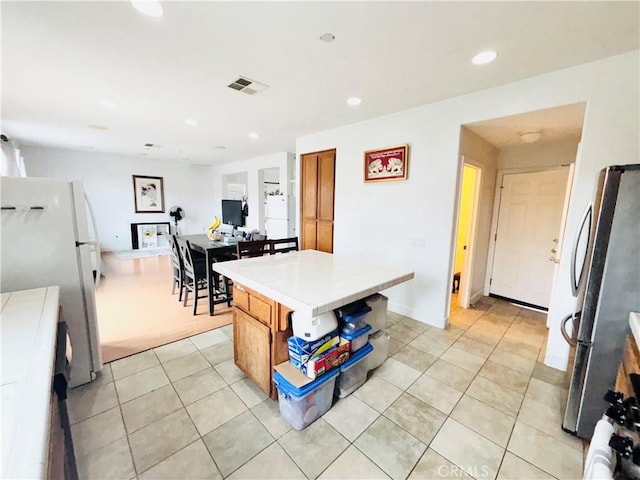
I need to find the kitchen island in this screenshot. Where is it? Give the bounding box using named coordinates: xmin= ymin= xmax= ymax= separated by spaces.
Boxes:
xmin=212 ymin=250 xmax=414 ymax=396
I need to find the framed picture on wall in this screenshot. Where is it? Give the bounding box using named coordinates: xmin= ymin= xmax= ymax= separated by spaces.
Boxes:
xmin=364 ymin=144 xmax=409 ymax=182
xmin=133 ymin=175 xmax=165 ymax=213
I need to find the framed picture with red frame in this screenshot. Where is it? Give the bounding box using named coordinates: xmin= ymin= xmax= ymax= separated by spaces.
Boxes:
xmin=363 ymin=144 xmax=409 ymax=182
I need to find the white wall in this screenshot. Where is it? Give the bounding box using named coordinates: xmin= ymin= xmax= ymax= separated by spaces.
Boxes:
xmin=296 ymin=51 xmax=639 ymax=371
xmin=23 ymin=146 xmax=215 ymax=251
xmin=498 ymin=137 xmax=579 ymax=170
xmin=1 ymin=140 xmax=26 ymax=177
xmin=211 ymin=152 xmax=294 ymax=234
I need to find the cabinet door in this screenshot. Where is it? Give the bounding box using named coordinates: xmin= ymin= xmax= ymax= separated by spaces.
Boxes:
xmin=317 ymin=151 xmax=335 ymax=222
xmin=301 ymin=218 xmax=317 ymax=250
xmin=301 ymin=153 xmax=318 ymax=221
xmin=316 ymin=220 xmax=334 ymax=253
xmin=233 ymin=308 xmax=272 ymax=395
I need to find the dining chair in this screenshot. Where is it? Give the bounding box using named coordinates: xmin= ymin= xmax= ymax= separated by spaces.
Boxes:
xmin=270 ymin=237 xmax=299 ymax=255
xmin=236 ymin=239 xmax=272 ymax=259
xmin=177 ymin=238 xmax=209 ymax=315
xmin=170 ymin=234 xmax=185 ymax=301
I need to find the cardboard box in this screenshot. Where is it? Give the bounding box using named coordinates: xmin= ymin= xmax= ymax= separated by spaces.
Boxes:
xmin=301 ymin=339 xmax=351 ymax=379
xmin=288 ymin=330 xmax=339 ymax=367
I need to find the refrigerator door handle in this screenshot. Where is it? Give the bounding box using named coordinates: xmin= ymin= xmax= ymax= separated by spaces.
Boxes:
xmin=561 ymin=312 xmax=578 ymax=346
xmin=84 ymin=192 xmax=102 ymax=288
xmin=570 ymin=203 xmax=592 ymax=296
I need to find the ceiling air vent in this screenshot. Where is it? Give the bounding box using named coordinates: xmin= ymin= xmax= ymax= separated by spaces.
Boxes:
xmin=227 ymin=76 xmax=269 ymax=95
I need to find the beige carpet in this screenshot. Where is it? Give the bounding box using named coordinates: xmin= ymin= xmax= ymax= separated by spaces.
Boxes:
xmin=96 ymin=253 xmax=232 ymax=363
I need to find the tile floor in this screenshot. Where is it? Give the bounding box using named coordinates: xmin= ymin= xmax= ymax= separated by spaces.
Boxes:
xmin=68 ymin=297 xmax=585 ymax=480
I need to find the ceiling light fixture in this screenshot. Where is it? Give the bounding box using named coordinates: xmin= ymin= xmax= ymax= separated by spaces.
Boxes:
xmin=88 ymin=124 xmax=108 ymax=130
xmin=347 ymin=97 xmax=362 ymax=106
xmin=184 ymin=118 xmax=198 ymax=127
xmin=320 ymin=33 xmax=335 ymax=43
xmin=131 ymin=1 xmax=163 ymax=17
xmin=472 ymin=50 xmax=497 ymax=65
xmin=248 ymin=132 xmax=259 ymax=140
xmin=99 ymin=100 xmax=118 ymax=110
xmin=519 ymin=130 xmax=543 ymax=143
xmin=213 ymin=145 xmax=227 ymax=150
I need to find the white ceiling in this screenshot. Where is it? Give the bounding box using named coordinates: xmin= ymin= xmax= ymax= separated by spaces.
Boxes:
xmin=1 ymin=1 xmax=638 ymax=165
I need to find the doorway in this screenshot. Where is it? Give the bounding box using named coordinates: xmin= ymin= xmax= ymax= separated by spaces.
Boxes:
xmin=488 ymin=167 xmax=570 ymax=309
xmin=453 ymin=162 xmax=482 ymax=309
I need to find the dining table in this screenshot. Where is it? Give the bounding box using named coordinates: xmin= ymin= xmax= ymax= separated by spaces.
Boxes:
xmin=180 ymin=234 xmax=237 ymax=315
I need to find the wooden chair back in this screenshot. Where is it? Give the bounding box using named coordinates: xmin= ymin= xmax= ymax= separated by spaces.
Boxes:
xmin=171 ymin=235 xmax=184 ymax=270
xmin=236 ymin=240 xmax=272 ymax=259
xmin=270 ymin=237 xmax=299 ymax=255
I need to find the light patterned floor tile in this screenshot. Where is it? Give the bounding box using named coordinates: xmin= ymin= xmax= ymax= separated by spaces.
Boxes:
xmin=525 ymin=377 xmax=568 ymax=412
xmin=111 ymin=350 xmax=159 ymax=380
xmin=251 ymin=399 xmax=292 ymax=439
xmin=162 ymin=351 xmax=211 ymax=382
xmin=517 ymin=396 xmax=583 ymax=451
xmin=186 ymin=386 xmax=247 ymax=436
xmin=279 ymin=418 xmax=349 ymax=479
xmin=508 ymin=421 xmax=582 ymax=480
xmin=230 ymin=377 xmax=269 ymax=408
xmin=450 ymin=395 xmax=516 ymax=448
xmin=431 ymin=419 xmax=504 ymax=480
xmin=173 ymin=367 xmax=227 ymax=405
xmin=495 ymin=338 xmax=540 ymax=360
xmin=409 ymin=448 xmax=472 ymax=479
xmin=395 ymin=317 xmax=430 ymax=334
xmin=190 ymin=328 xmax=229 ymax=350
xmin=462 ymin=326 xmax=502 ymax=347
xmin=410 ymin=334 xmax=452 ymax=357
xmin=154 ymin=338 xmax=197 ymax=364
xmin=497 ymin=452 xmax=554 ymax=480
xmin=531 ymin=361 xmax=569 ymax=387
xmin=319 ymin=445 xmax=390 ymax=480
xmin=121 ymin=384 xmax=182 ymax=433
xmin=76 ymin=437 xmax=135 ymax=480
xmin=353 ymin=376 xmax=403 ymax=413
xmin=200 ymin=340 xmax=234 ymax=366
xmin=323 ymin=395 xmax=380 ymax=441
xmin=215 ymin=358 xmax=247 ymax=384
xmin=489 ymin=349 xmax=536 ymax=376
xmin=479 ymin=361 xmax=530 ymax=395
xmin=384 ymin=393 xmax=447 ymax=444
xmin=139 ymin=440 xmax=221 ymax=480
xmin=129 ymin=409 xmax=199 ymax=474
xmin=68 ymin=380 xmax=119 ymax=425
xmin=425 ymin=359 xmax=475 ymax=392
xmin=355 ymin=416 xmax=426 ymax=480
xmin=407 ymin=374 xmax=463 ymax=415
xmin=228 ymin=443 xmax=305 ymax=480
xmin=203 ymin=411 xmax=274 ymax=477
xmin=466 ymin=376 xmax=524 ymax=417
xmin=440 ymin=346 xmax=486 ymax=374
xmin=388 ymin=338 xmax=404 ymax=356
xmin=451 ymin=336 xmax=495 ymax=359
xmin=387 ymin=323 xmax=421 ymax=344
xmin=115 ymin=364 xmax=170 ymax=403
xmin=372 ymin=358 xmax=421 ymax=390
xmin=71 ymin=407 xmax=126 ymax=457
xmin=392 ymin=345 xmax=437 ymax=372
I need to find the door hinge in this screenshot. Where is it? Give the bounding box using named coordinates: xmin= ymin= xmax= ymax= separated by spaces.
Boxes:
xmin=489 ymin=278 xmax=493 ymax=285
xmin=494 ymin=234 xmax=497 ymax=241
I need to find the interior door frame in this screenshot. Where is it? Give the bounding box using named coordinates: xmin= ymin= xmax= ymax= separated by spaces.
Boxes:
xmin=484 ymin=165 xmax=572 ymax=297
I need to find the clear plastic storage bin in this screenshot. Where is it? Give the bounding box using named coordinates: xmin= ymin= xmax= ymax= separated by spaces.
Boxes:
xmin=367 ymin=330 xmax=390 ymax=371
xmin=335 ymin=343 xmax=374 ymax=398
xmin=340 ymin=324 xmax=371 ymax=352
xmin=273 ymin=369 xmax=339 ymax=430
xmin=365 ymin=294 xmax=388 ymax=333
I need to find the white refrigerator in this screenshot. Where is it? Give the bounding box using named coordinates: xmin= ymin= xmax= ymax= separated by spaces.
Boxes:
xmin=1 ymin=177 xmax=102 ymax=387
xmin=265 ymin=194 xmax=293 ymax=239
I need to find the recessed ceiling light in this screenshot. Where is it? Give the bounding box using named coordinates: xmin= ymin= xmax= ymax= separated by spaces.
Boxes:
xmin=88 ymin=124 xmax=108 ymax=130
xmin=472 ymin=50 xmax=497 ymax=65
xmin=131 ymin=1 xmax=163 ymax=17
xmin=519 ymin=130 xmax=543 ymax=143
xmin=320 ymin=33 xmax=335 ymax=43
xmin=184 ymin=118 xmax=198 ymax=127
xmin=347 ymin=97 xmax=362 ymax=106
xmin=213 ymin=145 xmax=227 ymax=150
xmin=99 ymin=100 xmax=118 ymax=110
xmin=248 ymin=132 xmax=259 ymax=140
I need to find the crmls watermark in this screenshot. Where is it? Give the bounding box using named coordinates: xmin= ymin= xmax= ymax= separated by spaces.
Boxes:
xmin=437 ymin=465 xmax=491 ymax=478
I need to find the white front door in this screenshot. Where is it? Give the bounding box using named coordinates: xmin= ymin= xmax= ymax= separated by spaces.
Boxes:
xmin=490 ymin=168 xmax=569 ymax=308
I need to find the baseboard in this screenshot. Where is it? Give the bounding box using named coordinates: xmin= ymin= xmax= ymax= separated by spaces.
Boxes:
xmin=387 ymin=301 xmax=446 ymax=329
xmin=469 ymin=290 xmax=484 ymax=305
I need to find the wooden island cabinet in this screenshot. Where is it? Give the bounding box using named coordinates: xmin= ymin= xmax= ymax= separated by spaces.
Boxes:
xmin=212 ymin=250 xmax=414 ymax=398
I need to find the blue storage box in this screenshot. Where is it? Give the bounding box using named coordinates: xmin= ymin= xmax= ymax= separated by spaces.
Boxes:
xmin=273 ymin=367 xmax=339 ymax=430
xmin=340 ymin=323 xmax=372 ymax=352
xmin=335 ymin=343 xmax=374 ymax=398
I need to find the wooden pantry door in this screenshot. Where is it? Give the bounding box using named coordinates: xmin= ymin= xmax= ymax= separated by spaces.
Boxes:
xmin=301 ymin=149 xmax=335 ymax=253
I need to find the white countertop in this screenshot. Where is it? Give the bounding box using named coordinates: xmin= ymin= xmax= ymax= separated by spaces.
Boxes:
xmin=629 ymin=311 xmax=640 ymax=350
xmin=212 ymin=250 xmax=414 ymax=316
xmin=1 ymin=287 xmax=60 ymax=480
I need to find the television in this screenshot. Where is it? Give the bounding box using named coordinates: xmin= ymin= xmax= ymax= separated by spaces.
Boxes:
xmin=222 ymin=199 xmax=244 ymax=227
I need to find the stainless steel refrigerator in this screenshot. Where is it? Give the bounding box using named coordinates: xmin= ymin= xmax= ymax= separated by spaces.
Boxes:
xmin=1 ymin=176 xmax=102 ymax=387
xmin=561 ymin=164 xmax=640 ymax=439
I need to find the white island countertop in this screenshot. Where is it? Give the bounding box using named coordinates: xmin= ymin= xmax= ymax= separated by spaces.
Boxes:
xmin=1 ymin=287 xmax=60 ymax=480
xmin=629 ymin=311 xmax=640 ymax=349
xmin=212 ymin=250 xmax=414 ymax=316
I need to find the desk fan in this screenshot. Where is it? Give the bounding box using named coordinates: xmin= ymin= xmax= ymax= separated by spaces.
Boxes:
xmin=169 ymin=206 xmax=184 ymax=234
